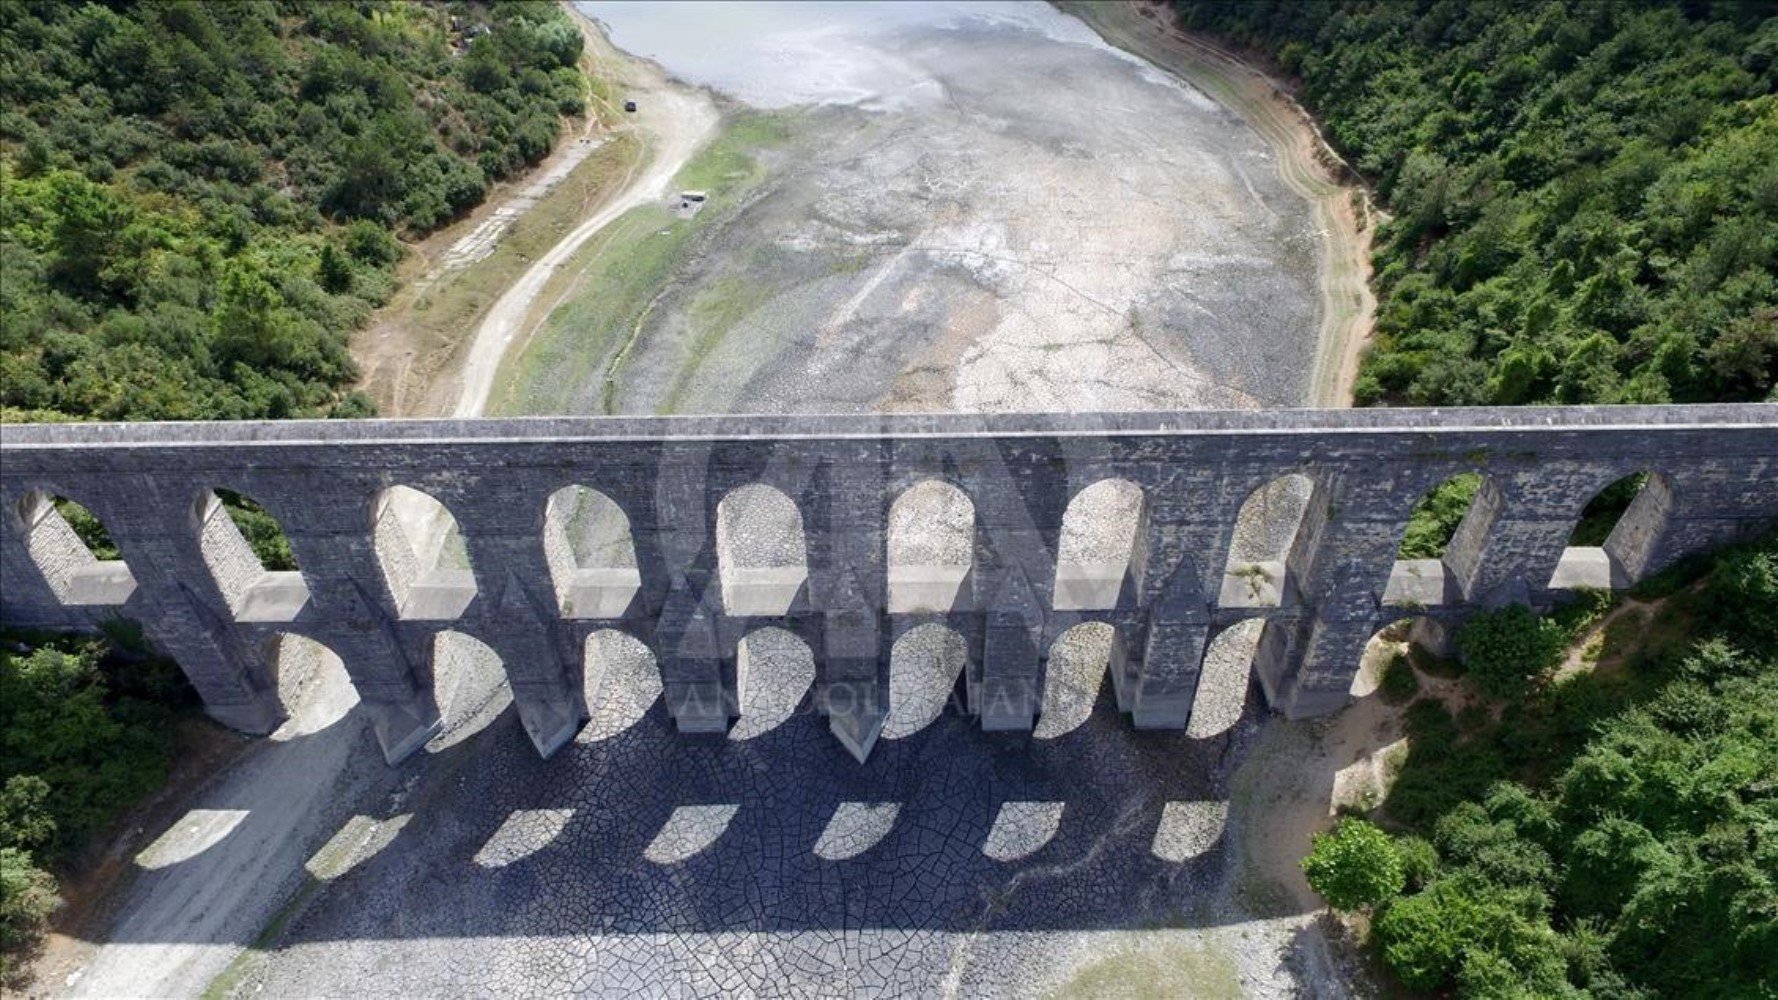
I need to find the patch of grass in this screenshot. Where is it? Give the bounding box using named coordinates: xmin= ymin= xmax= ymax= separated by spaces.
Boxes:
xmin=659 ymin=275 xmax=775 ymax=413
xmin=199 ymin=874 xmax=325 ymax=1000
xmin=493 ymin=111 xmax=798 ymax=416
xmin=1050 ymin=943 xmax=1244 ymax=1000
xmin=487 ymin=200 xmax=683 ymax=415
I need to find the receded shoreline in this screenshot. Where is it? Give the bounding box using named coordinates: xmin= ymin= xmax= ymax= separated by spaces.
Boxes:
xmin=1064 ymin=0 xmax=1377 ymax=407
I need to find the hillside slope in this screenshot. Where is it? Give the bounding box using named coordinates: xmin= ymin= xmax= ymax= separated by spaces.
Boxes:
xmin=0 ymin=0 xmax=586 ymax=421
xmin=1177 ymin=0 xmax=1778 ymax=408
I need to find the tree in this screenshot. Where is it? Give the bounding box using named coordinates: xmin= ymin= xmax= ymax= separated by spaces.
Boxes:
xmin=1302 ymin=818 xmax=1406 ymax=911
xmin=47 ymin=172 xmax=129 ymax=297
xmin=1456 ymin=604 xmax=1568 ymax=699
xmin=0 ymin=777 xmax=54 ymax=855
xmin=317 ymin=243 xmax=352 ymax=294
xmin=0 ymin=848 xmax=58 ymax=970
xmin=2 ymin=0 xmax=585 ymax=425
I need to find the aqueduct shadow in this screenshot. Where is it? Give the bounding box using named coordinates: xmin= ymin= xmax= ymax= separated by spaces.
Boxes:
xmin=85 ymin=666 xmax=1282 ymax=945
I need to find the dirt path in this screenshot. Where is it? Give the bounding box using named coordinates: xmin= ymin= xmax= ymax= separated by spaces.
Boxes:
xmin=451 ymin=34 xmax=717 ymax=418
xmin=352 ymin=47 xmax=619 ymax=418
xmin=1067 ymin=1 xmax=1377 ymax=406
xmin=48 ymin=648 xmax=387 ymax=999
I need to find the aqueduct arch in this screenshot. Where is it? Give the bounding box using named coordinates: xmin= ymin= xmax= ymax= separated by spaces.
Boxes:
xmin=2 ymin=405 xmax=1772 ymax=764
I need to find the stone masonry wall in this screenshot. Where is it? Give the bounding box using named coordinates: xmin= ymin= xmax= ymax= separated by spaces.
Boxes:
xmin=2 ymin=405 xmax=1774 ymax=764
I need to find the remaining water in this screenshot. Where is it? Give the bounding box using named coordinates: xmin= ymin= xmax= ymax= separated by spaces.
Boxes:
xmin=578 ymin=1 xmax=1173 ymax=110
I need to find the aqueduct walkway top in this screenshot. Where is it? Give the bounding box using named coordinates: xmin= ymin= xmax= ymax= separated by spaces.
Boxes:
xmin=3 ymin=405 xmax=1774 ymax=762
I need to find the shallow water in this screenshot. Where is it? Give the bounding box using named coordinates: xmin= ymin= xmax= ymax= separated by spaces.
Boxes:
xmin=580 ymin=2 xmax=1189 ymax=111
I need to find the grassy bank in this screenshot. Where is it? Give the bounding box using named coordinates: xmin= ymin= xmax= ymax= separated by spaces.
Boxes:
xmin=359 ymin=130 xmax=641 ymax=414
xmin=488 ymin=113 xmax=793 ymax=416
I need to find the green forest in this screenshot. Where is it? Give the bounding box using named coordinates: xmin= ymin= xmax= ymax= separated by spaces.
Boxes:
xmin=0 ymin=0 xmax=586 ymax=422
xmin=1304 ymin=537 xmax=1778 ymax=998
xmin=1178 ymin=0 xmax=1778 ymax=408
xmin=0 ymin=627 xmax=194 ymax=982
xmin=1173 ymin=1 xmax=1778 ymax=995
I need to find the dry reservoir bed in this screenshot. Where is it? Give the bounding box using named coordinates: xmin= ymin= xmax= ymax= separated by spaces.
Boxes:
xmin=172 ymin=4 xmax=1355 ymax=996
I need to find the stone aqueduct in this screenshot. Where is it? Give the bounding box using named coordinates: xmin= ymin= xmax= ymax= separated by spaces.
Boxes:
xmin=3 ymin=405 xmax=1774 ymax=763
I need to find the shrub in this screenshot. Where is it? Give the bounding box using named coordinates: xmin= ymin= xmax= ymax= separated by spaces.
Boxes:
xmin=0 ymin=777 xmax=55 ymax=854
xmin=1403 ymin=698 xmax=1458 ymax=747
xmin=1374 ymin=874 xmax=1565 ymax=994
xmin=0 ymin=848 xmax=58 ymax=970
xmin=217 ymin=490 xmax=297 ymax=570
xmin=1560 ymin=817 xmax=1670 ymax=919
xmin=1400 ymin=474 xmax=1482 ymax=559
xmin=1379 ymin=652 xmax=1420 ymax=705
xmin=1375 ymin=878 xmax=1490 ymax=990
xmin=1393 ymin=835 xmax=1440 ymax=892
xmin=1302 ymin=818 xmax=1406 ymax=911
xmin=1432 ymin=801 xmax=1556 ymax=892
xmin=1705 ymin=544 xmax=1778 ymax=648
xmin=1387 ymin=731 xmax=1507 ymax=828
xmin=1457 ymin=605 xmax=1569 ymax=700
xmin=0 ymin=640 xmax=178 ymax=855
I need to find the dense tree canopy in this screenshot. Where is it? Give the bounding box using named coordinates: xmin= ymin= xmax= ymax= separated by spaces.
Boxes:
xmin=0 ymin=0 xmax=585 ymax=421
xmin=1367 ymin=538 xmax=1778 ymax=997
xmin=1303 ymin=817 xmax=1408 ymax=911
xmin=0 ymin=629 xmax=195 ymax=980
xmin=1178 ymin=0 xmax=1778 ymax=407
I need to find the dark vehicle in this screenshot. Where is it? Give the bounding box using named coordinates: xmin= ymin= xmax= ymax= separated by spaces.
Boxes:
xmin=624 ymin=99 xmax=637 ymax=112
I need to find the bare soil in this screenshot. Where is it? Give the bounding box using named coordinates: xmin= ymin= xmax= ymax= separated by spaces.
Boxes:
xmin=1068 ymin=0 xmax=1379 ymax=405
xmin=26 ymin=719 xmax=248 ymax=994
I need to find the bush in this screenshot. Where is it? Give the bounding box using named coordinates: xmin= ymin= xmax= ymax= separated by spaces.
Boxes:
xmin=1393 ymin=835 xmax=1440 ymax=892
xmin=54 ymin=498 xmax=118 ymax=560
xmin=1378 ymin=652 xmax=1420 ymax=705
xmin=1375 ymin=878 xmax=1491 ymax=990
xmin=1560 ymin=817 xmax=1670 ymax=919
xmin=0 ymin=777 xmax=55 ymax=855
xmin=0 ymin=640 xmax=179 ymax=856
xmin=1457 ymin=605 xmax=1569 ymax=699
xmin=1432 ymin=801 xmax=1556 ymax=893
xmin=218 ymin=491 xmax=297 ymax=570
xmin=1375 ymin=874 xmax=1565 ymax=994
xmin=0 ymin=848 xmax=58 ymax=970
xmin=1400 ymin=474 xmax=1482 ymax=559
xmin=1302 ymin=818 xmax=1406 ymax=911
xmin=1705 ymin=544 xmax=1778 ymax=648
xmin=1387 ymin=709 xmax=1508 ymax=827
